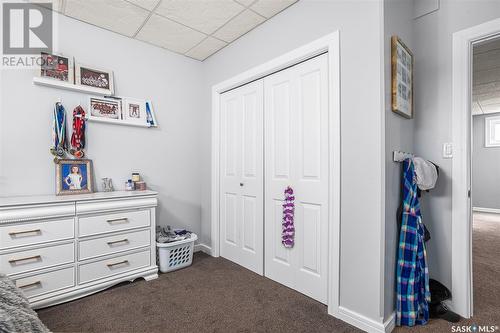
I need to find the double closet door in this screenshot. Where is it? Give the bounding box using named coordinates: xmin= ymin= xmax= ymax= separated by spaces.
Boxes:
xmin=219 ymin=54 xmax=329 ymax=303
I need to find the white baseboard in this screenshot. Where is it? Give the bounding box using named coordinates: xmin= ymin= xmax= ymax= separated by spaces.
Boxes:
xmin=194 ymin=243 xmax=212 ymax=255
xmin=473 ymin=207 xmax=500 ymax=214
xmin=336 ymin=307 xmax=394 ymax=333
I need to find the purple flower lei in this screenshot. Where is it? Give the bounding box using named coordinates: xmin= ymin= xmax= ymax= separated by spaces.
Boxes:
xmin=282 ymin=186 xmax=295 ymax=248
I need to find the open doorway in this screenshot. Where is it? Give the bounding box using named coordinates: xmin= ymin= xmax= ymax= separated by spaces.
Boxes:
xmin=470 ymin=36 xmax=500 ymax=323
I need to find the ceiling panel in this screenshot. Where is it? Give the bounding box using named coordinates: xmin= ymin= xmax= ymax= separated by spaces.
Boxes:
xmin=185 ymin=37 xmax=227 ymax=60
xmin=41 ymin=0 xmax=299 ymax=61
xmin=125 ymin=0 xmax=160 ymax=10
xmin=155 ymin=0 xmax=244 ymax=35
xmin=250 ymin=0 xmax=296 ymax=18
xmin=213 ymin=9 xmax=265 ymax=43
xmin=65 ymin=0 xmax=150 ymax=37
xmin=136 ymin=14 xmax=206 ymax=54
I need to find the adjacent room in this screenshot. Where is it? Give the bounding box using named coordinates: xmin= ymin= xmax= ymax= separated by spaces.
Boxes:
xmin=1 ymin=0 xmax=500 ymax=332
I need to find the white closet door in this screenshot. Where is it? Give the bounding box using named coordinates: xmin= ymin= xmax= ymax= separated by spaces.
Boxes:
xmin=264 ymin=54 xmax=329 ymax=303
xmin=220 ymin=80 xmax=264 ymax=275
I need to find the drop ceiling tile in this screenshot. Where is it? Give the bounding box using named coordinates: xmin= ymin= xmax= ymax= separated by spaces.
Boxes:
xmin=235 ymin=0 xmax=256 ymax=6
xmin=29 ymin=0 xmax=64 ymax=13
xmin=155 ymin=0 xmax=244 ymax=35
xmin=136 ymin=14 xmax=206 ymax=54
xmin=250 ymin=0 xmax=297 ymax=18
xmin=213 ymin=9 xmax=264 ymax=43
xmin=125 ymin=0 xmax=159 ymax=11
xmin=185 ymin=37 xmax=227 ymax=61
xmin=65 ymin=0 xmax=150 ymax=37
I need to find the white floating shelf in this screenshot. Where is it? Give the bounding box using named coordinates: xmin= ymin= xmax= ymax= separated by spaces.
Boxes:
xmin=33 ymin=77 xmax=113 ymax=96
xmin=86 ymin=116 xmax=157 ymax=128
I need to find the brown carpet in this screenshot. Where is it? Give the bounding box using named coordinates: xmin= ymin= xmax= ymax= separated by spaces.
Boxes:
xmin=394 ymin=212 xmax=500 ymax=332
xmin=37 ymin=213 xmax=500 ymax=332
xmin=37 ymin=252 xmax=361 ymax=333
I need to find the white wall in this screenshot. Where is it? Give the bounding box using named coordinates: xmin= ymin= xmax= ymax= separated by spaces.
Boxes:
xmin=413 ymin=0 xmax=500 ymax=288
xmin=201 ymin=0 xmax=388 ymax=324
xmin=0 ymin=12 xmax=204 ymax=235
xmin=383 ymin=0 xmax=415 ymax=320
xmin=472 ymin=113 xmax=500 ymax=210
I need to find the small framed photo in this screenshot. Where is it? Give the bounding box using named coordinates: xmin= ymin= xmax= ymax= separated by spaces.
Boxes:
xmin=391 ymin=36 xmax=413 ymax=118
xmin=56 ymin=159 xmax=93 ymax=195
xmin=75 ymin=63 xmax=114 ymax=94
xmin=123 ymin=98 xmax=147 ymax=125
xmin=88 ymin=96 xmax=122 ymax=121
xmin=39 ymin=52 xmax=74 ymax=83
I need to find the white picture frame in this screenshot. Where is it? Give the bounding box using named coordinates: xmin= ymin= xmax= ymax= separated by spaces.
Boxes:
xmin=123 ymin=98 xmax=148 ymax=126
xmin=87 ymin=96 xmax=122 ymax=123
xmin=75 ymin=63 xmax=114 ymax=94
xmin=485 ymin=115 xmax=500 ymax=147
xmin=38 ymin=52 xmax=74 ymax=83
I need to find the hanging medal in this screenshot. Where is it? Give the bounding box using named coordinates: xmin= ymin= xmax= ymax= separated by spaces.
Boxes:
xmin=50 ymin=102 xmax=68 ymax=162
xmin=70 ymin=105 xmax=86 ymax=158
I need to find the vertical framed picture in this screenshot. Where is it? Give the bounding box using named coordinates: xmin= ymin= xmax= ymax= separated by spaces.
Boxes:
xmin=75 ymin=63 xmax=114 ymax=94
xmin=123 ymin=98 xmax=147 ymax=126
xmin=391 ymin=36 xmax=413 ymax=118
xmin=56 ymin=159 xmax=93 ymax=195
xmin=88 ymin=96 xmax=122 ymax=122
xmin=39 ymin=52 xmax=74 ymax=83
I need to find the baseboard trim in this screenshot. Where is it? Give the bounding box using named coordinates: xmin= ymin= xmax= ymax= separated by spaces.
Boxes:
xmin=336 ymin=306 xmax=390 ymax=333
xmin=194 ymin=243 xmax=212 ymax=255
xmin=473 ymin=207 xmax=500 ymax=214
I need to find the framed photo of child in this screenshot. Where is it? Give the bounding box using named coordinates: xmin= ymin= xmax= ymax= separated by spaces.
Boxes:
xmin=56 ymin=159 xmax=94 ymax=195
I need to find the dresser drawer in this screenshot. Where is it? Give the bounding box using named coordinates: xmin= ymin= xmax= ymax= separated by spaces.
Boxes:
xmin=79 ymin=229 xmax=150 ymax=260
xmin=15 ymin=267 xmax=75 ymax=299
xmin=0 ymin=218 xmax=74 ymax=250
xmin=78 ymin=250 xmax=150 ymax=284
xmin=78 ymin=210 xmax=150 ymax=237
xmin=1 ymin=242 xmax=74 ymax=276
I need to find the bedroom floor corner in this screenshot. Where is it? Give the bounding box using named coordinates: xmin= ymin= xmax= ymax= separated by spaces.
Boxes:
xmin=36 ymin=253 xmax=361 ymax=333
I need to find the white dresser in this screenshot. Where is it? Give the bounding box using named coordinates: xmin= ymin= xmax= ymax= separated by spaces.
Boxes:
xmin=0 ymin=191 xmax=158 ymax=309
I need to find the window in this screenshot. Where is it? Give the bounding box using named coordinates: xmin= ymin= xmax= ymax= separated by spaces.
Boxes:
xmin=485 ymin=115 xmax=500 ymax=147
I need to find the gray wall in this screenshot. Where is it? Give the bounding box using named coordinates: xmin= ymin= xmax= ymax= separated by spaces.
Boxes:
xmin=472 ymin=113 xmax=500 ymax=209
xmin=413 ymin=0 xmax=500 ymax=288
xmin=383 ymin=0 xmax=415 ymax=320
xmin=0 ymin=12 xmax=205 ymax=236
xmin=201 ymin=0 xmax=387 ymax=323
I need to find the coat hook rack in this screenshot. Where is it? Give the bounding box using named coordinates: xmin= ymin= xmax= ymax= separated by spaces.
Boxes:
xmin=393 ymin=150 xmax=414 ymax=162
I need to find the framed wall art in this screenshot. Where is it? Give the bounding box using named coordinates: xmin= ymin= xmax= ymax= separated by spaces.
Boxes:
xmin=56 ymin=159 xmax=93 ymax=195
xmin=75 ymin=63 xmax=114 ymax=94
xmin=391 ymin=36 xmax=413 ymax=118
xmin=39 ymin=52 xmax=74 ymax=83
xmin=88 ymin=96 xmax=122 ymax=122
xmin=123 ymin=98 xmax=148 ymax=126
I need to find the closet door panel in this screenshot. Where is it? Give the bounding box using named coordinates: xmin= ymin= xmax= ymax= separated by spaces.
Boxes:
xmin=220 ymin=80 xmax=264 ymax=275
xmin=264 ymin=54 xmax=329 ymax=304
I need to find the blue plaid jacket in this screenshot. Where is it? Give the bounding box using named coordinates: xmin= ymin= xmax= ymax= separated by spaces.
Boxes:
xmin=396 ymin=159 xmax=430 ymax=326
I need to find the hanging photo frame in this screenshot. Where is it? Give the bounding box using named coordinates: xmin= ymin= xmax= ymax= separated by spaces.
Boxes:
xmin=391 ymin=36 xmax=413 ymax=119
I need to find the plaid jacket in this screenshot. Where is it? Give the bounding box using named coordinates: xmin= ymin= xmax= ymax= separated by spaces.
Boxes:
xmin=396 ymin=159 xmax=430 ymax=326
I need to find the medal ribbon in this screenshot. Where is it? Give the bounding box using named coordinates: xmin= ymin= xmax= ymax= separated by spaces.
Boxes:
xmin=71 ymin=106 xmax=86 ymax=151
xmin=53 ymin=103 xmax=67 ymax=150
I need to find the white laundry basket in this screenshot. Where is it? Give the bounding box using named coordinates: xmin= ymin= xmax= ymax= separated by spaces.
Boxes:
xmin=156 ymin=233 xmax=197 ymax=273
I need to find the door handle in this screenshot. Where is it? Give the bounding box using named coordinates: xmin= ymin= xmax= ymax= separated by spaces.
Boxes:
xmin=240 ymin=183 xmax=244 ymax=187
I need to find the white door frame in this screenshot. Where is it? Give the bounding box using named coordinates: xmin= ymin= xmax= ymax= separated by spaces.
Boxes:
xmin=211 ymin=31 xmax=341 ymax=315
xmin=451 ymin=17 xmax=500 ymax=319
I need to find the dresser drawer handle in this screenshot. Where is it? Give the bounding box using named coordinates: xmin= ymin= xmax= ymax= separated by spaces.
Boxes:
xmin=8 ymin=229 xmax=42 ymax=237
xmin=106 ymin=218 xmax=129 ymax=224
xmin=17 ymin=280 xmax=42 ymax=289
xmin=107 ymin=260 xmax=129 ymax=268
xmin=107 ymin=239 xmax=129 ymax=246
xmin=8 ymin=255 xmax=42 ymax=265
